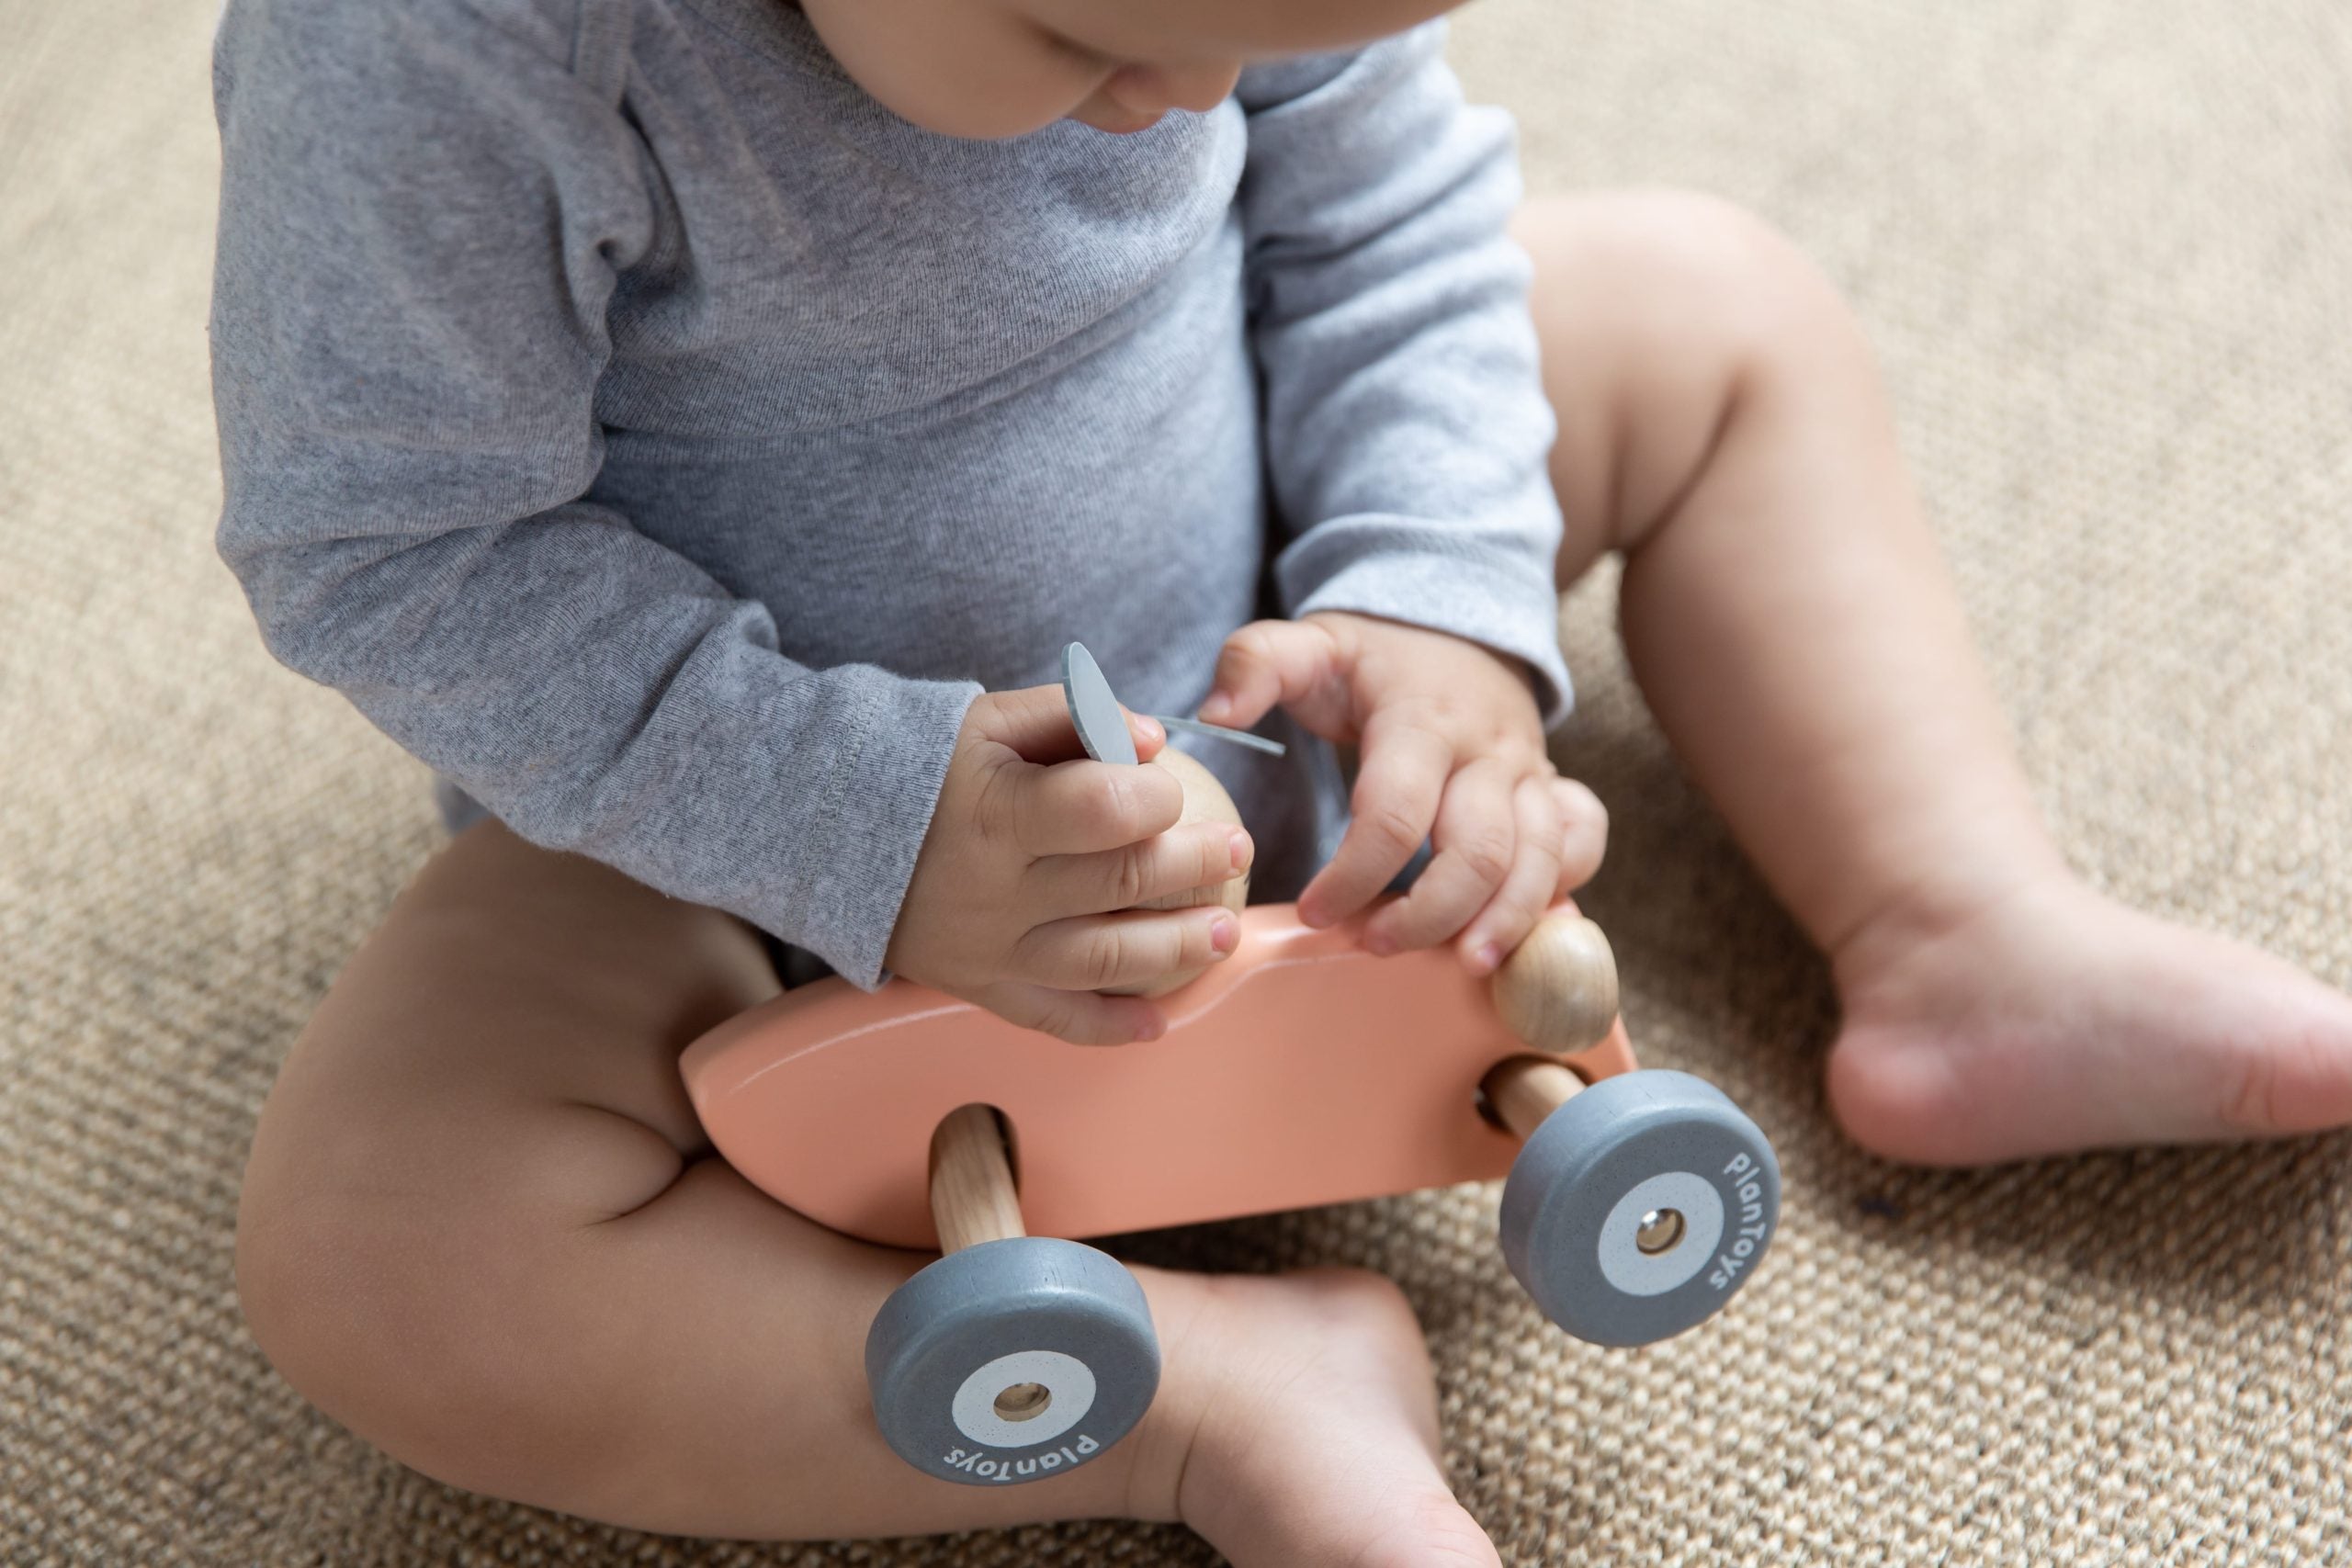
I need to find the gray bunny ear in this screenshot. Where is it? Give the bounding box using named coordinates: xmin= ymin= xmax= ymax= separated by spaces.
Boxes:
xmin=1061 ymin=641 xmax=1136 ymax=766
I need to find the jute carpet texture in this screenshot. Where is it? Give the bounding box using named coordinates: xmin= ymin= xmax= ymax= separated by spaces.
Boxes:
xmin=5 ymin=0 xmax=2348 ymax=1562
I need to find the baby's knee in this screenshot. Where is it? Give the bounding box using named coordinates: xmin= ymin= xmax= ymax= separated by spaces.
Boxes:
xmin=236 ymin=1170 xmax=496 ymax=1488
xmin=1660 ymin=192 xmax=1878 ymax=395
xmin=1521 ymin=188 xmax=1878 ymax=389
xmin=233 ymin=1100 xmax=610 ymax=1498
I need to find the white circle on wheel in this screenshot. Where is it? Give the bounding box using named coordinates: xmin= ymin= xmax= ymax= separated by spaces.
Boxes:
xmin=951 ymin=1348 xmax=1099 ymax=1449
xmin=1596 ymin=1170 xmax=1724 ymax=1297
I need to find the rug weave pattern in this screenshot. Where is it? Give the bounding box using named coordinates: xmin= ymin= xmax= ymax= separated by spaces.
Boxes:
xmin=5 ymin=1 xmax=2349 ymax=1562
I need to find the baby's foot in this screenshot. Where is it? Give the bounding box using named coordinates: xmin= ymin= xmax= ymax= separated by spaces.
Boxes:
xmin=1137 ymin=1267 xmax=1498 ymax=1568
xmin=1825 ymin=873 xmax=2352 ymax=1164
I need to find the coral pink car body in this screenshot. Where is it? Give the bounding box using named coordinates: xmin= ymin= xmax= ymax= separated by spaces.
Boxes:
xmin=680 ymin=898 xmax=1637 ymax=1250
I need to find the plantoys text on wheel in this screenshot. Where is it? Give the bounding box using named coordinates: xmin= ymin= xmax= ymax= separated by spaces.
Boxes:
xmin=678 ymin=647 xmax=1781 ymax=1485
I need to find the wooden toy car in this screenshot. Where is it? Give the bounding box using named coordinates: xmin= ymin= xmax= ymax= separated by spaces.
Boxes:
xmin=679 ymin=890 xmax=1781 ymax=1486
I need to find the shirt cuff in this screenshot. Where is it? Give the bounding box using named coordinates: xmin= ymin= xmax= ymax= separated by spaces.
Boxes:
xmin=1279 ymin=525 xmax=1573 ymax=728
xmin=775 ymin=671 xmax=978 ymax=989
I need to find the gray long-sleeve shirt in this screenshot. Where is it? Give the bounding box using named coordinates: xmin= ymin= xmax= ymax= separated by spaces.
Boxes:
xmin=209 ymin=0 xmax=1571 ymax=987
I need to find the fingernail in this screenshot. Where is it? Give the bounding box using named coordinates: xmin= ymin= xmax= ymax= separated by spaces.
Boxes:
xmin=1210 ymin=912 xmax=1238 ymax=953
xmin=1199 ymin=693 xmax=1231 ymax=723
xmin=1136 ymin=714 xmax=1165 ymax=746
xmin=1136 ymin=1014 xmax=1167 ymax=1043
xmin=1227 ymin=829 xmax=1253 ymax=873
xmin=1473 ymin=941 xmax=1502 ymax=974
xmin=1364 ymin=931 xmax=1396 ymax=957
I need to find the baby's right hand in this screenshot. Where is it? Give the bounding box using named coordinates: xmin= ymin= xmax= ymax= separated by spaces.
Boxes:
xmin=884 ymin=684 xmax=1253 ymax=1045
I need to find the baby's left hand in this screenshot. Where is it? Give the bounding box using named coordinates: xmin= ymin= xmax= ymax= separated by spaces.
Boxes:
xmin=1200 ymin=611 xmax=1606 ymax=975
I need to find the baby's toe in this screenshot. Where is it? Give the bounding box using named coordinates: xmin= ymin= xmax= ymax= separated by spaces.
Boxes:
xmin=2212 ymin=962 xmax=2352 ymax=1136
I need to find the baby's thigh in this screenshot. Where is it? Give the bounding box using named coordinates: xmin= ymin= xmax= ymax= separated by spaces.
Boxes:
xmin=1511 ymin=190 xmax=1867 ymax=578
xmin=233 ymin=822 xmax=778 ymax=1435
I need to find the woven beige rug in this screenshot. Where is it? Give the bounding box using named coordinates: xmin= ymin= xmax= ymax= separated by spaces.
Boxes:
xmin=6 ymin=0 xmax=2348 ymax=1562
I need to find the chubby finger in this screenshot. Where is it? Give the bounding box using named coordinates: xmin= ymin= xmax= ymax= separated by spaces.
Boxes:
xmin=1554 ymin=776 xmax=1609 ymax=895
xmin=973 ymin=682 xmax=1165 ymax=765
xmin=1031 ymin=819 xmax=1252 ymax=916
xmin=1003 ymin=756 xmax=1184 ymax=856
xmin=1132 ymin=711 xmax=1169 ymax=761
xmin=1198 ymin=619 xmax=1344 ymax=733
xmin=1456 ymin=773 xmax=1568 ymax=975
xmin=1011 ymin=905 xmax=1242 ymax=992
xmin=1364 ymin=757 xmax=1518 ymax=954
xmin=1299 ymin=723 xmax=1449 ymax=928
xmin=982 ymin=981 xmax=1167 ymax=1046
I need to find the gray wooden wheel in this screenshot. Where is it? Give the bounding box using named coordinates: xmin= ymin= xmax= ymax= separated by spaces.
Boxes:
xmin=865 ymin=1236 xmax=1159 ymax=1484
xmin=1498 ymin=1069 xmax=1780 ymax=1346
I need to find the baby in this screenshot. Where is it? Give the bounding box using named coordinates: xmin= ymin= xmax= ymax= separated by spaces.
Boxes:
xmin=211 ymin=0 xmax=2352 ymax=1562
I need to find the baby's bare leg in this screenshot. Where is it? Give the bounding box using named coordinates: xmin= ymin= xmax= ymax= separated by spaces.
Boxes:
xmin=1521 ymin=191 xmax=2062 ymax=951
xmin=1517 ymin=191 xmax=2352 ymax=1161
xmin=235 ymin=822 xmax=1494 ymax=1563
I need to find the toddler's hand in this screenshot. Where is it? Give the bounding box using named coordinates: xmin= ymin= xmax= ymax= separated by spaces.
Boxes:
xmin=1201 ymin=611 xmax=1605 ymax=975
xmin=885 ymin=684 xmax=1254 ymax=1045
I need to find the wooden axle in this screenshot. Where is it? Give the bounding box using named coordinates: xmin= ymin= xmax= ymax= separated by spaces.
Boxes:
xmin=929 ymin=1103 xmax=1026 ymax=1253
xmin=1482 ymin=1056 xmax=1586 ymax=1140
xmin=924 ymin=1104 xmax=1059 ymax=1427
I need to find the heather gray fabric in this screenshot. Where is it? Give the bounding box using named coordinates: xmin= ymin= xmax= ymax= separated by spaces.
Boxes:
xmin=206 ymin=0 xmax=1571 ymax=987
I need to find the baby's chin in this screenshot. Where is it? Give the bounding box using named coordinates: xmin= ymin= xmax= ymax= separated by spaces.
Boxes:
xmin=858 ymin=82 xmax=1171 ymax=141
xmin=1064 ymin=95 xmax=1168 ymax=136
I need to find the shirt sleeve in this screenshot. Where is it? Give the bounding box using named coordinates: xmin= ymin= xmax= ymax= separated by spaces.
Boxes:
xmin=1237 ymin=22 xmax=1573 ymax=727
xmin=209 ymin=0 xmax=977 ymax=987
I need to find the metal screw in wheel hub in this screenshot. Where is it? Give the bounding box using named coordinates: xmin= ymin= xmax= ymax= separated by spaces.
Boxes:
xmin=995 ymin=1382 xmax=1052 ymax=1421
xmin=1635 ymin=1208 xmax=1686 ymax=1255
